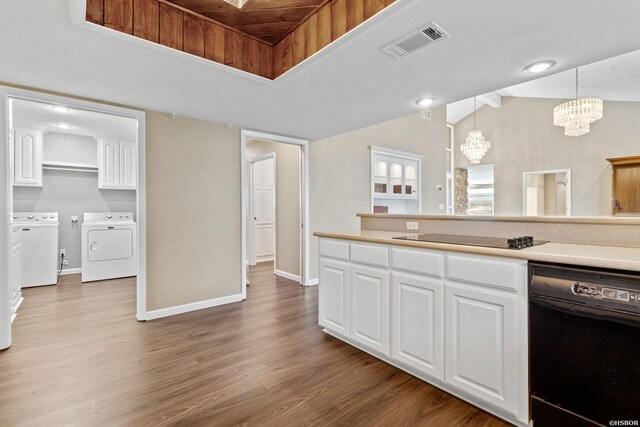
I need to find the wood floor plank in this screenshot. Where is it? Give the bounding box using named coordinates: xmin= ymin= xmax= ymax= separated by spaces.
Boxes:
xmin=0 ymin=263 xmax=508 ymax=426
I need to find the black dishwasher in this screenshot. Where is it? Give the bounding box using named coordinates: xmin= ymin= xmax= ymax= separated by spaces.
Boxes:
xmin=529 ymin=262 xmax=640 ymax=427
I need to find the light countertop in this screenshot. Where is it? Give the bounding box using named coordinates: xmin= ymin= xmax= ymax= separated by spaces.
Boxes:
xmin=314 ymin=229 xmax=640 ymax=272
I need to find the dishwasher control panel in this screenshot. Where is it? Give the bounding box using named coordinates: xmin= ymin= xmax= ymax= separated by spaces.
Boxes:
xmin=571 ymin=282 xmax=638 ymax=304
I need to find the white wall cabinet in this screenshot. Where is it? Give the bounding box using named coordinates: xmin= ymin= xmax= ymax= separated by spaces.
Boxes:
xmin=98 ymin=138 xmax=136 ymax=190
xmin=350 ymin=264 xmax=389 ymax=355
xmin=13 ymin=127 xmax=43 ymax=187
xmin=370 ymin=146 xmax=423 ymax=215
xmin=317 ymin=238 xmax=528 ymax=426
xmin=392 ymin=272 xmax=444 ymax=381
xmin=445 ymin=282 xmax=517 ymax=414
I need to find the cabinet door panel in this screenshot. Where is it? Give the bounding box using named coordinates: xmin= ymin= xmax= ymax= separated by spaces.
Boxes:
xmin=445 ymin=282 xmax=517 ymax=413
xmin=119 ymin=140 xmax=137 ymax=189
xmin=99 ymin=139 xmax=120 ymax=188
xmin=319 ymin=258 xmax=350 ymax=336
xmin=392 ymin=272 xmax=444 ymax=380
xmin=13 ymin=127 xmax=42 ymax=186
xmin=351 ymin=264 xmax=389 ymax=354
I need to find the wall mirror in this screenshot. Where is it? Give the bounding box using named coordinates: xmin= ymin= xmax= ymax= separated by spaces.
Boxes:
xmin=523 ymin=170 xmax=571 ymax=217
xmin=446 ymin=48 xmax=640 ymax=217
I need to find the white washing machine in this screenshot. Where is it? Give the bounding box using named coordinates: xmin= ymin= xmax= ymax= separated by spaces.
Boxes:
xmin=82 ymin=212 xmax=137 ymax=283
xmin=13 ymin=212 xmax=59 ymax=287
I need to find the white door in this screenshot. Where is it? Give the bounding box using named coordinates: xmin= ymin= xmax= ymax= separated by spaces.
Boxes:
xmin=99 ymin=139 xmax=120 ymax=189
xmin=251 ymin=156 xmax=275 ymax=263
xmin=445 ymin=282 xmax=517 ymax=414
xmin=119 ymin=139 xmax=137 ymax=189
xmin=350 ymin=264 xmax=389 ymax=355
xmin=391 ymin=272 xmax=444 ymax=381
xmin=13 ymin=127 xmax=42 ymax=187
xmin=319 ymin=258 xmax=350 ymax=336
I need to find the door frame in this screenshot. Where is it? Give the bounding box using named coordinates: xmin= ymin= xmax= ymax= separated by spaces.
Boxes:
xmin=0 ymin=85 xmax=147 ymax=350
xmin=248 ymin=152 xmax=276 ymax=266
xmin=522 ymin=169 xmax=572 ymax=216
xmin=240 ymin=130 xmax=310 ymax=299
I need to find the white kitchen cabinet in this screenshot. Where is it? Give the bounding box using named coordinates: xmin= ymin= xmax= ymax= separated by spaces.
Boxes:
xmin=445 ymin=282 xmax=517 ymax=414
xmin=98 ymin=138 xmax=136 ymax=190
xmin=350 ymin=264 xmax=389 ymax=355
xmin=13 ymin=127 xmax=43 ymax=187
xmin=370 ymin=146 xmax=423 ymax=214
xmin=319 ymin=258 xmax=350 ymax=337
xmin=392 ymin=272 xmax=444 ymax=381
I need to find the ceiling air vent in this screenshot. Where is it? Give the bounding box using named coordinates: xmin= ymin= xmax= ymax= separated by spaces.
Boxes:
xmin=382 ymin=22 xmax=449 ymax=59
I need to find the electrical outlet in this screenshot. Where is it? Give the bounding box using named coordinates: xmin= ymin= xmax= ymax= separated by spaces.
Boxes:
xmin=63 ymin=260 xmax=69 ymax=266
xmin=406 ymin=221 xmax=419 ymax=231
xmin=59 ymin=249 xmax=66 ymax=257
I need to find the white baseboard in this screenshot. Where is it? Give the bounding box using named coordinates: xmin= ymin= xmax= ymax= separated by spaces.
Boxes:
xmin=275 ymin=269 xmax=301 ymax=283
xmin=306 ymin=278 xmax=319 ymax=286
xmin=145 ymin=293 xmax=243 ymax=320
xmin=59 ymin=268 xmax=82 ymax=276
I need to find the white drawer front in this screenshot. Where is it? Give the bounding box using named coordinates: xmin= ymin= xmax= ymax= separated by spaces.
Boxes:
xmin=392 ymin=248 xmax=444 ymax=278
xmin=319 ymin=239 xmax=350 ymax=261
xmin=351 ymin=243 xmax=389 ymax=268
xmin=446 ymin=255 xmax=523 ymax=291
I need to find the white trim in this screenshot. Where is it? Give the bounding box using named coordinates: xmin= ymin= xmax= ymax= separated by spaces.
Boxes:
xmin=275 ymin=269 xmax=301 ymax=283
xmin=369 ymin=145 xmax=425 ymax=160
xmin=522 ymin=169 xmax=572 ymax=217
xmin=241 ymin=130 xmax=310 ymax=301
xmin=0 ymin=85 xmax=147 ymax=349
xmin=59 ymin=268 xmax=82 ymax=276
xmin=306 ymin=278 xmax=319 ymax=287
xmin=145 ymin=294 xmax=243 ymax=320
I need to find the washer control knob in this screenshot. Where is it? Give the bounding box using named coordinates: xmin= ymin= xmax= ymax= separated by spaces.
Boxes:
xmin=107 ymin=214 xmax=113 ymax=219
xmin=27 ymin=214 xmax=34 ymax=219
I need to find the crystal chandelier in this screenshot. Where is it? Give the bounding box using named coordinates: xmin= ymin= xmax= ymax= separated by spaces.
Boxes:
xmin=461 ymin=97 xmax=491 ymax=164
xmin=553 ymin=68 xmax=603 ymax=137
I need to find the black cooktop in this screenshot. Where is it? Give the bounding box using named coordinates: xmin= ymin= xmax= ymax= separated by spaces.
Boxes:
xmin=393 ymin=233 xmax=549 ymax=250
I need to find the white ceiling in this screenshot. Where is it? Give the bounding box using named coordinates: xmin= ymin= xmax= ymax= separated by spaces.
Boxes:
xmin=448 ymin=47 xmax=640 ymax=124
xmin=12 ymin=98 xmax=137 ymax=139
xmin=2 ymin=0 xmax=640 ymax=140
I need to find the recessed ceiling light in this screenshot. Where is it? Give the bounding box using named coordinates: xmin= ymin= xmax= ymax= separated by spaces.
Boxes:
xmin=415 ymin=98 xmax=437 ymax=107
xmin=51 ymin=106 xmax=71 ymax=113
xmin=223 ymin=0 xmax=249 ymax=8
xmin=55 ymin=123 xmax=73 ymax=130
xmin=523 ymin=60 xmax=557 ymax=74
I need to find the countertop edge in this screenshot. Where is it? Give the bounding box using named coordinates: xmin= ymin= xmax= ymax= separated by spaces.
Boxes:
xmin=356 ymin=213 xmax=640 ymax=225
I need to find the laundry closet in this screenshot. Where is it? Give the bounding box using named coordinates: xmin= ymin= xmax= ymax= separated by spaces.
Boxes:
xmin=8 ymin=98 xmax=138 ymax=321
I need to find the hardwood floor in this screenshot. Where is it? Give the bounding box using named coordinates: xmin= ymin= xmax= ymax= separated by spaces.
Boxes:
xmin=0 ymin=263 xmax=509 ymax=426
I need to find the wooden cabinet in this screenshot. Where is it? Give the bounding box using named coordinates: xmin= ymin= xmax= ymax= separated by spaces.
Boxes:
xmin=318 ymin=258 xmax=350 ymax=337
xmin=445 ymin=282 xmax=517 ymax=414
xmin=350 ymin=264 xmax=389 ymax=355
xmin=391 ymin=272 xmax=444 ymax=380
xmin=608 ymin=156 xmax=640 ymax=216
xmin=98 ymin=138 xmax=137 ymax=190
xmin=12 ymin=127 xmax=43 ymax=187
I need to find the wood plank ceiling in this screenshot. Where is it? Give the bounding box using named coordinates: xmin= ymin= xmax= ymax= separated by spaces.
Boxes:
xmin=166 ymin=0 xmax=331 ymax=45
xmin=86 ymin=0 xmax=396 ymax=79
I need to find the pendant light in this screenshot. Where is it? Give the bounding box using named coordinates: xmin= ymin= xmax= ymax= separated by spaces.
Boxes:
xmin=553 ymin=68 xmax=603 ymax=137
xmin=461 ymin=96 xmax=491 ymax=164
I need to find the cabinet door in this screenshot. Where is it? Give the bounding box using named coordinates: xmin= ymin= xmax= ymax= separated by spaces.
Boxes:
xmin=99 ymin=139 xmax=120 ymax=188
xmin=350 ymin=264 xmax=389 ymax=355
xmin=10 ymin=241 xmax=22 ymax=313
xmin=13 ymin=127 xmax=42 ymax=187
xmin=118 ymin=139 xmax=137 ymax=189
xmin=319 ymin=258 xmax=350 ymax=336
xmin=445 ymin=282 xmax=517 ymax=414
xmin=404 ymin=159 xmax=418 ymax=199
xmin=392 ymin=272 xmax=444 ymax=380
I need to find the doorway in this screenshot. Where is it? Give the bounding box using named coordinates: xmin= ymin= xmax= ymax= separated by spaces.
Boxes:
xmin=240 ymin=130 xmax=310 ymax=299
xmin=0 ymin=86 xmax=147 ymax=350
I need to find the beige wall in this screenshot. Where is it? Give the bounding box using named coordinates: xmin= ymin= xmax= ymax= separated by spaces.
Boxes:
xmin=146 ymin=112 xmax=241 ymax=310
xmin=309 ymin=108 xmax=448 ymax=278
xmin=246 ymin=139 xmax=300 ymax=277
xmin=454 ymin=97 xmax=640 ymax=216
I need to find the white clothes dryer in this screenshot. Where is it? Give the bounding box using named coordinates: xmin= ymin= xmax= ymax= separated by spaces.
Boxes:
xmin=82 ymin=213 xmax=137 ymax=282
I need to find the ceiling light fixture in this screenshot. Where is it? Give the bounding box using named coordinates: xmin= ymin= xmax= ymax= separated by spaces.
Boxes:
xmin=460 ymin=96 xmax=491 ymax=164
xmin=55 ymin=123 xmax=73 ymax=130
xmin=51 ymin=105 xmax=71 ymax=113
xmin=553 ymin=68 xmax=603 ymax=137
xmin=415 ymin=97 xmax=436 ymax=107
xmin=223 ymin=0 xmax=249 ymax=8
xmin=523 ymin=60 xmax=557 ymax=74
